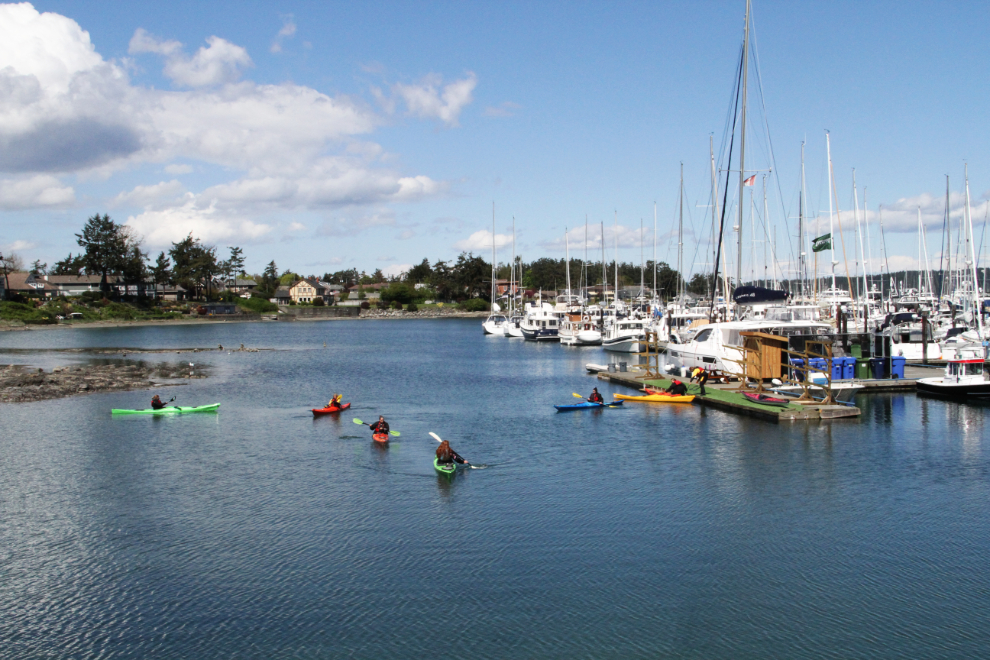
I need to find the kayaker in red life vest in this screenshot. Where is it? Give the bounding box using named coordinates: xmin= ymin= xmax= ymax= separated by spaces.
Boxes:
xmin=667 ymin=380 xmax=688 ymax=396
xmin=588 ymin=387 xmax=604 ymax=403
xmin=369 ymin=416 xmax=389 ymax=436
xmin=436 ymin=440 xmax=469 ymax=467
xmin=328 ymin=393 xmax=342 ymax=408
xmin=151 ymin=394 xmax=166 ymax=410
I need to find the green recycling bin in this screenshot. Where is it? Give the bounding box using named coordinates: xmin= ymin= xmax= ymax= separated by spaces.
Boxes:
xmin=855 ymin=358 xmax=870 ymax=379
xmin=851 ymin=344 xmax=863 ymax=358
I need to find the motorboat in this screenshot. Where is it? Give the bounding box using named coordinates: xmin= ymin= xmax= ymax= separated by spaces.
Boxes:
xmin=917 ymin=343 xmax=990 ymax=399
xmin=559 ymin=312 xmax=602 ymax=346
xmin=602 ymin=317 xmax=648 ymax=353
xmin=520 ymin=301 xmax=560 ymax=341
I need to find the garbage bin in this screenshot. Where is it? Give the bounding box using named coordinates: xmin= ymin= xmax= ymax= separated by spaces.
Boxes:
xmin=789 ymin=358 xmax=805 ymax=381
xmin=850 ymin=343 xmax=863 ymax=358
xmin=842 ymin=357 xmax=855 ymax=380
xmin=830 ymin=358 xmax=844 ymax=381
xmin=869 ymin=357 xmax=888 ymax=379
xmin=619 ymin=362 xmax=628 ymax=372
xmin=808 ymin=358 xmax=827 ymax=380
xmin=607 ymin=363 xmax=617 ymax=373
xmin=891 ymin=356 xmax=906 ymax=379
xmin=855 ymin=358 xmax=870 ymax=379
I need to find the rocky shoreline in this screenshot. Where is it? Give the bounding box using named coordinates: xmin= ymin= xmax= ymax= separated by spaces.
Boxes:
xmin=0 ymin=361 xmax=208 ymax=404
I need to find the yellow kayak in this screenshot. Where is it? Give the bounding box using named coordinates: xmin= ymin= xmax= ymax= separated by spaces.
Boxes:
xmin=613 ymin=393 xmax=696 ymax=403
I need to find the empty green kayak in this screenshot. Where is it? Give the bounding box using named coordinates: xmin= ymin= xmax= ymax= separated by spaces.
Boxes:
xmin=111 ymin=403 xmax=221 ymax=415
xmin=434 ymin=458 xmax=456 ymax=475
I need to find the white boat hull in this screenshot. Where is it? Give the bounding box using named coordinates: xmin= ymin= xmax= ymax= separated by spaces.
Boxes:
xmin=603 ymin=337 xmax=644 ymax=353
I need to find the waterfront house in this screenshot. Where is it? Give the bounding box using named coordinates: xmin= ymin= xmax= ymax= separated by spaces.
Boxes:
xmin=5 ymin=272 xmax=57 ymax=299
xmin=224 ymin=278 xmax=257 ymax=294
xmin=272 ymin=286 xmax=291 ymax=305
xmin=45 ymin=274 xmax=117 ymax=296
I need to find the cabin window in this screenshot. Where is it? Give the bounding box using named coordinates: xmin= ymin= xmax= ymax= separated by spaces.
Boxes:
xmin=549 ymin=320 xmax=556 ymax=327
xmin=694 ymin=328 xmax=713 ymax=343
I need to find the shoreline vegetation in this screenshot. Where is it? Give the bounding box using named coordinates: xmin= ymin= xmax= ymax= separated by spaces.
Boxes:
xmin=0 ymin=305 xmax=488 ymax=331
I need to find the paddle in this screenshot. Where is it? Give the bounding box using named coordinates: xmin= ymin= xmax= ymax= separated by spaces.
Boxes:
xmin=429 ymin=431 xmax=481 ymax=469
xmin=352 ymin=418 xmax=401 ymax=436
xmin=572 ymin=392 xmax=615 ymax=406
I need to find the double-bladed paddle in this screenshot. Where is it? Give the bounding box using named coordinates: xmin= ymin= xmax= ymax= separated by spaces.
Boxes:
xmin=352 ymin=418 xmax=400 ymax=436
xmin=429 ymin=431 xmax=482 ymax=469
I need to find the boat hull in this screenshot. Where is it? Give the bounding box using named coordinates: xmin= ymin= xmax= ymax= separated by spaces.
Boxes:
xmin=312 ymin=402 xmax=351 ymax=416
xmin=917 ymin=378 xmax=990 ymax=399
xmin=602 ymin=337 xmax=644 ymax=353
xmin=613 ymin=393 xmax=695 ymax=403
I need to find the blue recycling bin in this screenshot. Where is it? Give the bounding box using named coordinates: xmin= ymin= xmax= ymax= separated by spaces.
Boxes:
xmin=789 ymin=358 xmax=805 ymax=381
xmin=869 ymin=357 xmax=888 ymax=379
xmin=842 ymin=357 xmax=855 ymax=380
xmin=891 ymin=356 xmax=906 ymax=379
xmin=808 ymin=358 xmax=827 ymax=378
xmin=830 ymin=358 xmax=844 ymax=381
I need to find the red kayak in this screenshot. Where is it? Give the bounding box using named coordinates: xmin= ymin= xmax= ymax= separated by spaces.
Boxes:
xmin=372 ymin=432 xmax=389 ymax=443
xmin=312 ymin=402 xmax=351 ymax=416
xmin=742 ymin=392 xmax=790 ymax=407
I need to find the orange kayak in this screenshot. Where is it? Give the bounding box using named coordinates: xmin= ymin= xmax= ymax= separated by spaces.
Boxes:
xmin=312 ymin=402 xmax=351 ymax=416
xmin=373 ymin=433 xmax=389 ymax=443
xmin=613 ymin=393 xmax=695 ymax=403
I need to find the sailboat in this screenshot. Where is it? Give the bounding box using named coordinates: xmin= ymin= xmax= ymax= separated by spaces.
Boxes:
xmin=482 ymin=203 xmax=508 ymax=335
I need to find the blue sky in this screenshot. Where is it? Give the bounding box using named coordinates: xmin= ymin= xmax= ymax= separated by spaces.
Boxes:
xmin=2 ymin=1 xmax=989 ymax=281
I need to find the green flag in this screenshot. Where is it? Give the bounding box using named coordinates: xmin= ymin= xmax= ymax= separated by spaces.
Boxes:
xmin=812 ymin=233 xmax=831 ymax=253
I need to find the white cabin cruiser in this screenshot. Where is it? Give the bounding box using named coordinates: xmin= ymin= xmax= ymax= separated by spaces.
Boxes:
xmin=917 ymin=343 xmax=990 ymax=399
xmin=559 ymin=312 xmax=602 ymax=346
xmin=520 ymin=302 xmax=560 ymax=341
xmin=602 ymin=317 xmax=648 ymax=353
xmin=665 ymin=319 xmax=832 ymax=377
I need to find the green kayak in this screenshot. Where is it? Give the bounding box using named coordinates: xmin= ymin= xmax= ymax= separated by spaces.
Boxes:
xmin=434 ymin=457 xmax=456 ymax=475
xmin=111 ymin=403 xmax=221 ymax=415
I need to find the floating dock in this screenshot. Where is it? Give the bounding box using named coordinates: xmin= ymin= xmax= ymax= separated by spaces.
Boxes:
xmin=595 ymin=370 xmax=868 ymax=422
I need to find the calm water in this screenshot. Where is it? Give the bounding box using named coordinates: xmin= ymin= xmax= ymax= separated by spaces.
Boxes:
xmin=1 ymin=320 xmax=989 ymax=659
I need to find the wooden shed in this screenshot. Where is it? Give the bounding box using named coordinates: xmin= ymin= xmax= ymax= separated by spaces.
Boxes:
xmin=739 ymin=331 xmax=789 ymax=380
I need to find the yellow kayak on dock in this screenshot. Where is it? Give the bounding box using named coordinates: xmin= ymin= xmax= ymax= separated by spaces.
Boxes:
xmin=613 ymin=393 xmax=696 ymax=404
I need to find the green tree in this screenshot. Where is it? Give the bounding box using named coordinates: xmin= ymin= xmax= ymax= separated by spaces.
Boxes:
xmin=51 ymin=253 xmax=86 ymax=276
xmin=380 ymin=282 xmax=415 ymax=305
xmin=75 ymin=213 xmax=136 ymax=293
xmin=169 ymin=234 xmax=217 ymax=300
xmin=151 ymin=252 xmax=171 ymax=297
xmin=372 ymin=268 xmax=385 ymax=284
xmin=259 ymin=260 xmax=279 ymax=295
xmin=452 ymin=252 xmax=491 ymax=300
xmin=406 ymin=258 xmax=432 ymax=283
xmin=30 ymin=260 xmax=47 ymax=275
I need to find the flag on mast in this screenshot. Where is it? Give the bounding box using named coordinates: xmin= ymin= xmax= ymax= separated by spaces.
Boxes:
xmin=743 ymin=174 xmax=756 ymax=186
xmin=812 ymin=233 xmax=832 ymax=253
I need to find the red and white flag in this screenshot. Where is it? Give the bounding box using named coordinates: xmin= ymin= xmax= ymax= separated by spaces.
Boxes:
xmin=743 ymin=174 xmax=756 ymax=187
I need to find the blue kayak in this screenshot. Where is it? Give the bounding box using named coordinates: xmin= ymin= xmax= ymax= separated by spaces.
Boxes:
xmin=554 ymin=400 xmax=623 ymax=412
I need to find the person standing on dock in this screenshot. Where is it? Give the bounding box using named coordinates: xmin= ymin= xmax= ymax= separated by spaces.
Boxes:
xmin=696 ymin=369 xmax=709 ymax=396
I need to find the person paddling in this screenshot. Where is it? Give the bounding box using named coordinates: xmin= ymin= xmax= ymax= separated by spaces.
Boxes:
xmin=369 ymin=416 xmax=390 ymax=437
xmin=151 ymin=394 xmax=167 ymax=410
xmin=328 ymin=393 xmax=343 ymax=409
xmin=436 ymin=439 xmax=469 ymax=467
xmin=588 ymin=387 xmax=604 ymax=404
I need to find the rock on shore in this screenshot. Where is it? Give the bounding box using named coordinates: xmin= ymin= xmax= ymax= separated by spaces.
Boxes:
xmin=0 ymin=362 xmax=207 ymax=403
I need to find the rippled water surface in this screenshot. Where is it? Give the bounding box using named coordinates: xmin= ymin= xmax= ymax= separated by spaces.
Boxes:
xmin=2 ymin=320 xmax=989 ymax=659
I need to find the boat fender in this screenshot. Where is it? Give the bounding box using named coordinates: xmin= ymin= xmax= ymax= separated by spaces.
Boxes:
xmin=583 ymin=315 xmax=590 ymax=322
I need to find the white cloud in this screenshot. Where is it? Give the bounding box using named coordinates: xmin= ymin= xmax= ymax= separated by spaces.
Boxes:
xmin=393 ymin=73 xmax=477 ymax=126
xmin=130 ymin=29 xmax=252 ymax=88
xmin=454 ymin=229 xmax=512 ymax=252
xmin=4 ymin=239 xmax=36 ymax=251
xmin=111 ymin=180 xmax=185 ymax=208
xmin=382 ymin=263 xmax=412 ymax=278
xmin=164 ymin=163 xmax=193 ymax=174
xmin=289 ymin=221 xmax=306 ymax=231
xmin=0 ymin=174 xmax=74 ymax=209
xmin=126 ymin=200 xmax=272 ymax=247
xmin=270 ymin=15 xmax=297 ymax=53
xmin=377 ymin=255 xmax=395 ymax=262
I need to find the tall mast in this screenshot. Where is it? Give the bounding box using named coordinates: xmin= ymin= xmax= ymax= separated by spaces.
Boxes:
xmin=945 ymin=175 xmax=951 ymax=301
xmin=864 ymin=187 xmax=872 ymax=295
xmin=678 ymin=162 xmax=684 ymax=300
xmin=511 ymin=216 xmax=516 ymax=314
xmin=653 ymin=201 xmax=657 ymax=298
xmin=640 ymin=218 xmax=645 ymax=297
xmin=584 ymin=215 xmax=589 ymax=298
xmin=614 ymin=210 xmax=618 ymax=300
xmin=491 ymin=201 xmax=496 ymax=306
xmin=736 ymin=0 xmax=751 ymax=292
xmin=711 ymin=135 xmax=728 ymax=303
xmin=762 ymin=174 xmax=769 ymax=287
xmin=565 ymin=227 xmax=571 ymax=303
xmin=964 ymin=165 xmax=983 ymax=336
xmin=853 ymin=169 xmax=867 ymax=298
xmin=601 ymin=221 xmax=607 ymax=300
xmin=799 ymin=141 xmax=806 ymax=297
xmin=825 ymin=131 xmax=837 ymax=292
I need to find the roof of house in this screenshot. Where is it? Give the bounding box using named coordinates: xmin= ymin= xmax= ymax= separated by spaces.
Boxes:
xmin=274 ymin=286 xmax=291 ymax=296
xmin=4 ymin=272 xmax=57 ymax=292
xmin=45 ymin=274 xmax=116 ymax=285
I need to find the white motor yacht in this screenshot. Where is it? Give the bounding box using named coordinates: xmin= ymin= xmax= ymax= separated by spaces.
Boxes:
xmin=520 ymin=302 xmax=560 ymax=341
xmin=559 ymin=312 xmax=602 ymax=346
xmin=602 ymin=317 xmax=648 ymax=353
xmin=917 ymin=343 xmax=990 ymax=399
